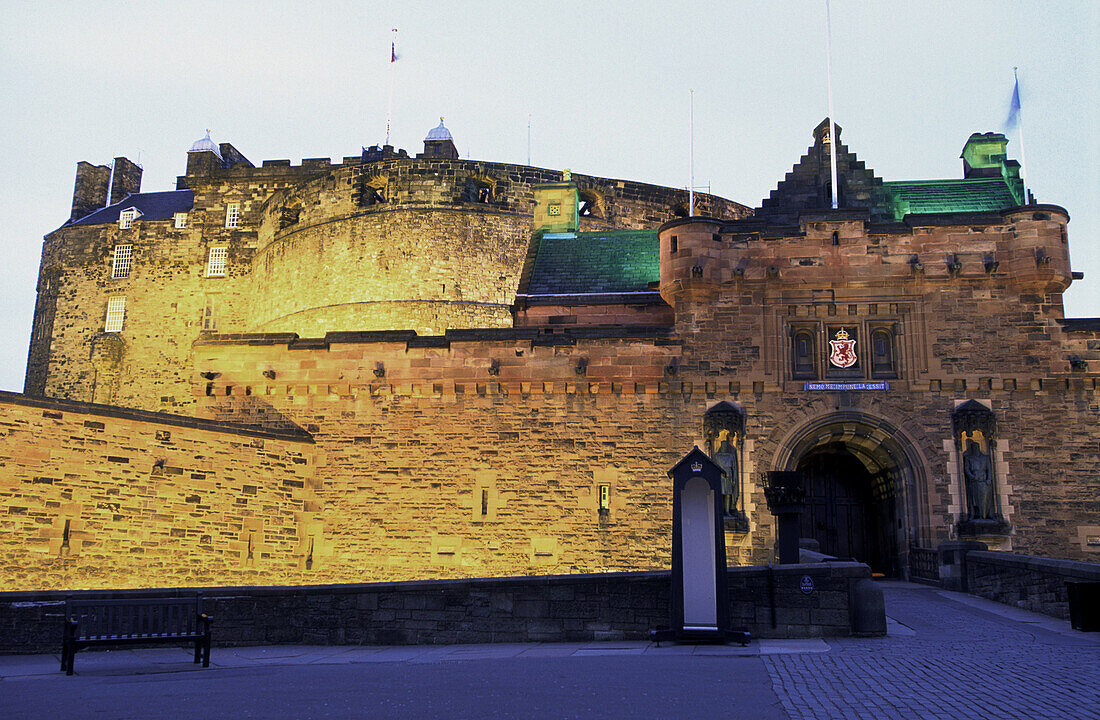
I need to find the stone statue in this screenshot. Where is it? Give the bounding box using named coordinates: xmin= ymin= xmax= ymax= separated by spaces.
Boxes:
xmin=963 ymin=440 xmax=994 ymax=520
xmin=713 ymin=436 xmax=739 ymax=516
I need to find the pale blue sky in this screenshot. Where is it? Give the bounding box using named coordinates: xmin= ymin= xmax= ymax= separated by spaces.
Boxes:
xmin=1 ymin=0 xmax=1096 ymax=392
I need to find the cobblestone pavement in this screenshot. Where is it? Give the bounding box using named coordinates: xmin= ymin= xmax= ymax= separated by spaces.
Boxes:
xmin=2 ymin=581 xmax=1097 ymax=719
xmin=765 ymin=582 xmax=1100 ymax=720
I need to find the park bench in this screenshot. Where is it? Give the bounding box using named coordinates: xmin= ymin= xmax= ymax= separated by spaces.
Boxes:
xmin=61 ymin=594 xmax=212 ymax=675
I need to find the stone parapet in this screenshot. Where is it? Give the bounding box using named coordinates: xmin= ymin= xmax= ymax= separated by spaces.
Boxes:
xmin=965 ymin=551 xmax=1100 ymax=619
xmin=0 ymin=562 xmax=873 ymax=654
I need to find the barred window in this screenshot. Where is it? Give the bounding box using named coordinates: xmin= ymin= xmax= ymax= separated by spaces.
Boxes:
xmin=174 ymin=212 xmax=188 ymax=229
xmin=225 ymin=203 xmax=240 ymax=228
xmin=119 ymin=209 xmax=137 ymax=229
xmin=104 ymin=297 xmax=126 ymax=332
xmin=206 ymin=247 xmax=228 ymax=277
xmin=111 ymin=245 xmax=132 ymax=279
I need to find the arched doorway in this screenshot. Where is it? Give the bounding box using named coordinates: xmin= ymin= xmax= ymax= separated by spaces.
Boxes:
xmin=774 ymin=412 xmax=931 ymax=578
xmin=797 ymin=444 xmax=896 ymax=574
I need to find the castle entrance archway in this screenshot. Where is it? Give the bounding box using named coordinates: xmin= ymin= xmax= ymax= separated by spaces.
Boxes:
xmin=774 ymin=412 xmax=930 ymax=577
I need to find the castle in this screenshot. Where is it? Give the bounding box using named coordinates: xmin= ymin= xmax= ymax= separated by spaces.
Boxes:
xmin=3 ymin=117 xmax=1097 ymax=591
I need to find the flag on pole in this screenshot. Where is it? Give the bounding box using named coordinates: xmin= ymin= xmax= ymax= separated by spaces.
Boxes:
xmin=391 ymin=41 xmax=397 ymax=63
xmin=1006 ymin=73 xmax=1021 ymax=129
xmin=1004 ymin=67 xmax=1029 ymax=203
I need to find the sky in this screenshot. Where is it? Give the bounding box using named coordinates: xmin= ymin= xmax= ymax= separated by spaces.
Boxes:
xmin=0 ymin=0 xmax=1097 ymax=393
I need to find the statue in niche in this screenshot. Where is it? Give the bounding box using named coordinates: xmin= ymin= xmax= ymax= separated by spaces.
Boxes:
xmin=963 ymin=440 xmax=994 ymax=520
xmin=713 ymin=433 xmax=739 ymax=516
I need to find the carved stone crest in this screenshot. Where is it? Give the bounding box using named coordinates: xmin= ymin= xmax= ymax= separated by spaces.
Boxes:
xmin=828 ymin=328 xmax=857 ymax=368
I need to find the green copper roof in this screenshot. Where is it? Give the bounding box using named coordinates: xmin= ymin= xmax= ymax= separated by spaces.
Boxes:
xmin=882 ymin=177 xmax=1024 ymax=220
xmin=525 ymin=230 xmax=660 ymax=295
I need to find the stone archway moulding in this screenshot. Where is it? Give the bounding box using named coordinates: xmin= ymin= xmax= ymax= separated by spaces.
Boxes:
xmin=768 ymin=410 xmax=935 ymax=552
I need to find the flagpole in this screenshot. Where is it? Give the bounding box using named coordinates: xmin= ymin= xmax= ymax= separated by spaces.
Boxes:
xmin=689 ymin=89 xmax=695 ymax=217
xmin=386 ymin=27 xmax=397 ymax=147
xmin=1012 ymin=67 xmax=1030 ymax=204
xmin=825 ymin=0 xmax=839 ymax=209
xmin=527 ymin=113 xmax=531 ymax=166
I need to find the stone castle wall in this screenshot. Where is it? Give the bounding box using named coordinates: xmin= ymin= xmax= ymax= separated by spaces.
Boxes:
xmin=0 ymin=392 xmax=316 ymax=591
xmin=27 ymin=152 xmax=747 ymax=414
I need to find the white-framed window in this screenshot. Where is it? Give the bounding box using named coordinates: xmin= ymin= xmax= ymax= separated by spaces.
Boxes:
xmin=119 ymin=209 xmax=138 ymax=229
xmin=174 ymin=212 xmax=188 ymax=229
xmin=202 ymin=295 xmax=217 ymax=331
xmin=206 ymin=247 xmax=228 ymax=277
xmin=225 ymin=203 xmax=240 ymax=228
xmin=104 ymin=296 xmax=126 ymax=332
xmin=111 ymin=244 xmax=133 ymax=279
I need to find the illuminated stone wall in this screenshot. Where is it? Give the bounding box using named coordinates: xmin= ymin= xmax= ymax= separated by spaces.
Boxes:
xmin=0 ymin=392 xmax=316 ymax=591
xmin=26 ymin=151 xmax=747 ymax=414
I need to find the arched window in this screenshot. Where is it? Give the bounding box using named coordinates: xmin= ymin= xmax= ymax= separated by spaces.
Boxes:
xmin=870 ymin=327 xmax=896 ymax=378
xmin=462 ymin=177 xmax=493 ymax=203
xmin=362 ymin=175 xmax=388 ymax=207
xmin=792 ymin=329 xmax=817 ymax=379
xmin=578 ymin=189 xmax=606 ymax=219
xmin=279 ymin=199 xmax=302 ymax=229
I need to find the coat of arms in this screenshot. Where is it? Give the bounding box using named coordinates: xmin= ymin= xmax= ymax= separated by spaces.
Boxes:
xmin=829 ymin=328 xmax=857 ymax=368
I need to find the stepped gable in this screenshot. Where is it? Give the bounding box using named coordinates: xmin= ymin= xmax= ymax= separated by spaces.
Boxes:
xmin=755 ymin=118 xmax=889 ymax=225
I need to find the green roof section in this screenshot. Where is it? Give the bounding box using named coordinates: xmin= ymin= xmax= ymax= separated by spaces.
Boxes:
xmin=882 ymin=177 xmax=1024 ymax=220
xmin=524 ymin=230 xmax=660 ymax=295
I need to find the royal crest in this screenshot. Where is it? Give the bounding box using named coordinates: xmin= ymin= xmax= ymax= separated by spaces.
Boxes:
xmin=829 ymin=328 xmax=857 ymax=368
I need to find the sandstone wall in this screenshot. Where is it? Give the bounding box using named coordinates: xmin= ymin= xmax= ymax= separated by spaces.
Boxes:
xmin=0 ymin=392 xmax=316 ymax=591
xmin=29 ymin=152 xmax=747 ymax=413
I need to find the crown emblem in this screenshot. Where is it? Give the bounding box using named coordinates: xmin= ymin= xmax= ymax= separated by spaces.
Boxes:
xmin=690 ymin=461 xmax=703 ymax=472
xmin=834 ymin=328 xmax=850 ymax=340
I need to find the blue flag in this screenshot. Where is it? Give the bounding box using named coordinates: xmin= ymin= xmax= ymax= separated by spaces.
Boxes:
xmin=1006 ymin=75 xmax=1022 ymax=129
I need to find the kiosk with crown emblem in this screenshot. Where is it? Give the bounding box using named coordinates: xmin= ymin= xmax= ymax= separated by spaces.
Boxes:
xmin=652 ymin=447 xmax=749 ymax=645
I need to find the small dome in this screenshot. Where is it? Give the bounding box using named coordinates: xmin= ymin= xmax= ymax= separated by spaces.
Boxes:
xmin=189 ymin=130 xmax=222 ymax=158
xmin=425 ymin=118 xmax=453 ymax=142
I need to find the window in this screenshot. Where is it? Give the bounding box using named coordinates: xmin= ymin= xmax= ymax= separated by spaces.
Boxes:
xmin=225 ymin=203 xmax=240 ymax=228
xmin=119 ymin=209 xmax=137 ymax=229
xmin=206 ymin=247 xmax=228 ymax=277
xmin=104 ymin=297 xmax=126 ymax=332
xmin=202 ymin=295 xmax=217 ymax=331
xmin=792 ymin=329 xmax=817 ymax=379
xmin=598 ymin=484 xmax=610 ymax=513
xmin=111 ymin=245 xmax=132 ymax=279
xmin=174 ymin=212 xmax=188 ymax=229
xmin=870 ymin=328 xmax=897 ymax=378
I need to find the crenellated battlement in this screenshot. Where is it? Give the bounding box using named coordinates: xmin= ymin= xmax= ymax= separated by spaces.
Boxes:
xmin=659 ymin=205 xmax=1073 ymax=297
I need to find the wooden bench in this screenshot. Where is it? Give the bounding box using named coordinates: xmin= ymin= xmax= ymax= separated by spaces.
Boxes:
xmin=61 ymin=594 xmax=212 ymax=675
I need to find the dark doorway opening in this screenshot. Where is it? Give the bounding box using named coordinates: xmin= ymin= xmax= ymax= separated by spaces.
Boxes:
xmin=796 ymin=444 xmax=898 ymax=576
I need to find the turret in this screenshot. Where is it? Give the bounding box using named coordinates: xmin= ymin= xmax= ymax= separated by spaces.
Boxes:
xmin=1000 ymin=205 xmax=1072 ymax=293
xmin=658 ymin=216 xmax=725 ymax=305
xmin=419 ymin=118 xmax=458 ymax=160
